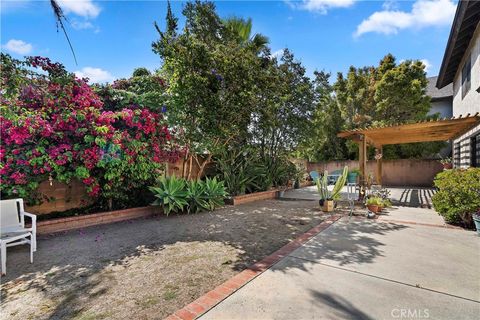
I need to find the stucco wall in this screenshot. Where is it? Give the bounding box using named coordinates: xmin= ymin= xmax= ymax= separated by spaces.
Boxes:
xmin=451 ymin=22 xmax=480 ymax=168
xmin=307 ymin=159 xmax=443 ymax=187
xmin=429 ymin=99 xmax=453 ymax=118
xmin=452 ymin=22 xmax=480 ymax=116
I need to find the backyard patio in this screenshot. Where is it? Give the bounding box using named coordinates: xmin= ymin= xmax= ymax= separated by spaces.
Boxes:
xmin=1 ymin=199 xmax=336 ymax=320
xmin=282 ymin=186 xmax=437 ymax=209
xmin=200 ymin=213 xmax=480 ymax=320
xmin=2 ymin=194 xmax=478 ymax=320
xmin=1 ymin=1 xmax=480 ymax=320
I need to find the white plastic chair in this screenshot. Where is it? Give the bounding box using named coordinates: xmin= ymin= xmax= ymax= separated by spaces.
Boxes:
xmin=346 ymin=183 xmax=357 ymax=217
xmin=0 ymin=199 xmax=37 ymax=275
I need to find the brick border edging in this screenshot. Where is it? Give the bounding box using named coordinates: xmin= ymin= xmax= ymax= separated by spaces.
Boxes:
xmin=166 ymin=214 xmax=342 ymax=320
xmin=35 ymin=206 xmax=162 ymax=234
xmin=226 ymin=189 xmax=280 ymax=206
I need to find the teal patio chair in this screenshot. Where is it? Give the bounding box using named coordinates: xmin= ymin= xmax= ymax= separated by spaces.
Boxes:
xmin=309 ymin=170 xmax=320 ymax=182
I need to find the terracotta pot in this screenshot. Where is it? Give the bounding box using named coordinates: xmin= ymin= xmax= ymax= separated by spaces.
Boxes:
xmin=367 ymin=204 xmax=379 ymax=213
xmin=442 ymin=163 xmax=453 ymax=170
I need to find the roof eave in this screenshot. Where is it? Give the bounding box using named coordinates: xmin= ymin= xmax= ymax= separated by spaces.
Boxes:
xmin=436 ymin=0 xmax=469 ymax=89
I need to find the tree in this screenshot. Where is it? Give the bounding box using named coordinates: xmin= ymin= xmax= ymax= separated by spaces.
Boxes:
xmin=297 ymin=71 xmax=348 ymax=161
xmin=251 ymin=49 xmax=315 ymax=160
xmin=94 ymin=68 xmax=168 ymax=113
xmin=333 ymin=54 xmax=444 ymax=159
xmin=152 ymin=0 xmax=265 ymax=179
xmin=132 ymin=67 xmax=151 ymax=77
xmin=223 ymin=17 xmax=269 ymax=53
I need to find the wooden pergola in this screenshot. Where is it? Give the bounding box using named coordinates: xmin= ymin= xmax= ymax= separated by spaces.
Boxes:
xmin=337 ymin=113 xmax=480 ymax=188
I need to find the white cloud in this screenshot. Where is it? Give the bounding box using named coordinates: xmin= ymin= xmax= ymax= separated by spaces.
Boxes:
xmin=75 ymin=67 xmax=114 ymax=83
xmin=382 ymin=0 xmax=399 ymax=10
xmin=287 ymin=0 xmax=356 ymax=14
xmin=2 ymin=39 xmax=33 ymax=55
xmin=420 ymin=59 xmax=432 ymax=73
xmin=71 ymin=20 xmax=101 ymax=34
xmin=355 ymin=0 xmax=456 ymax=37
xmin=71 ymin=19 xmax=94 ymax=30
xmin=270 ymin=49 xmax=284 ymax=59
xmin=57 ymin=0 xmax=101 ymax=19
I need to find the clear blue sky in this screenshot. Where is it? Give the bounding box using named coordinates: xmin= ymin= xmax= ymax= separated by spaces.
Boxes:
xmin=1 ymin=0 xmax=457 ymax=82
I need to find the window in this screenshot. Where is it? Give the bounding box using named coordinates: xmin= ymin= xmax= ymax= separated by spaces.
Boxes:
xmin=471 ymin=134 xmax=480 ymax=168
xmin=461 ymin=56 xmax=471 ymax=99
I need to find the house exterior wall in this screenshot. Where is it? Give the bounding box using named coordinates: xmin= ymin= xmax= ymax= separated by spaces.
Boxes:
xmin=452 ymin=22 xmax=480 ymax=168
xmin=429 ymin=99 xmax=453 ymax=118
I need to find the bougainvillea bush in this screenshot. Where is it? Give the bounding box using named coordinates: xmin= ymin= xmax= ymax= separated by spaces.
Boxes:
xmin=0 ymin=54 xmax=183 ymax=209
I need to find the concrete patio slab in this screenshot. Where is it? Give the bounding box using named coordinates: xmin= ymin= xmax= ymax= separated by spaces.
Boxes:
xmin=201 ymin=256 xmax=479 ymax=320
xmin=377 ymin=206 xmax=447 ymax=226
xmin=282 ymin=186 xmax=436 ymax=208
xmin=290 ymin=218 xmax=479 ymax=301
xmin=200 ymin=216 xmax=480 ymax=320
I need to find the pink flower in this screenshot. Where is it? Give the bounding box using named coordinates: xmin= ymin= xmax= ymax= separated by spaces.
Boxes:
xmin=10 ymin=171 xmax=27 ymax=184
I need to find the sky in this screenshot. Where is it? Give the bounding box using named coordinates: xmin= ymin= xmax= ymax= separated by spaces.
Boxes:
xmin=1 ymin=0 xmax=458 ymax=83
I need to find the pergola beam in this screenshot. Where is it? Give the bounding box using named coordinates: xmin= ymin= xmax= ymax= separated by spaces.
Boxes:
xmin=337 ymin=114 xmax=480 ymax=191
xmin=338 ymin=114 xmax=480 ymax=147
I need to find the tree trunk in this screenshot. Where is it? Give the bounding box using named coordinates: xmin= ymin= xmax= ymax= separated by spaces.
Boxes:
xmin=186 ymin=154 xmax=193 ymax=180
xmin=196 ymin=154 xmax=213 ymax=180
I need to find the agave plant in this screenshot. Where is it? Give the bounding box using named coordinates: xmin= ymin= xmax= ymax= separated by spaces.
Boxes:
xmin=204 ymin=177 xmax=227 ymax=210
xmin=149 ymin=176 xmax=188 ymax=215
xmin=186 ymin=180 xmax=209 ymax=213
xmin=316 ymin=166 xmax=348 ymax=200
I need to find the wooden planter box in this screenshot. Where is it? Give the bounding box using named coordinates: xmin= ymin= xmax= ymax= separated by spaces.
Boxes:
xmin=225 ymin=189 xmax=279 ymax=206
xmin=35 ymin=206 xmax=162 ymax=234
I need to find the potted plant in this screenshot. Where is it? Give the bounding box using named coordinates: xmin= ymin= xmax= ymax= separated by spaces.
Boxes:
xmin=317 ymin=166 xmax=348 ymax=212
xmin=439 ymin=157 xmax=453 ymax=170
xmin=347 ymin=168 xmax=360 ymax=184
xmin=366 ymin=196 xmax=383 ymax=214
xmin=473 ymin=211 xmax=480 ymax=236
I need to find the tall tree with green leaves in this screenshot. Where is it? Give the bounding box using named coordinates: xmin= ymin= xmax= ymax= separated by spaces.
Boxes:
xmin=223 ymin=17 xmax=269 ymax=53
xmin=152 ymin=0 xmax=266 ymax=179
xmin=333 ymin=53 xmax=444 ymax=159
xmin=250 ymin=49 xmax=314 ymax=160
xmin=296 ymin=71 xmax=348 ymax=161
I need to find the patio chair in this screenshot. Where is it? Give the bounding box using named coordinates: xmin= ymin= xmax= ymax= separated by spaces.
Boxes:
xmin=309 ymin=170 xmax=320 ymax=182
xmin=0 ymin=199 xmax=37 ymax=275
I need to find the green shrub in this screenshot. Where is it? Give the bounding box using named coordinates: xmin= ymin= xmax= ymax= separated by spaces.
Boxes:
xmin=203 ymin=177 xmax=227 ymax=210
xmin=215 ymin=148 xmax=272 ymax=196
xmin=432 ymin=168 xmax=480 ymax=226
xmin=186 ymin=180 xmax=209 ymax=213
xmin=150 ymin=176 xmax=227 ymax=215
xmin=149 ymin=176 xmax=188 ymax=215
xmin=366 ymin=197 xmax=383 ymax=206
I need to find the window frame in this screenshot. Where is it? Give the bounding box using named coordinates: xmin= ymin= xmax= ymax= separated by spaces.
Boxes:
xmin=471 ymin=134 xmax=480 ymax=168
xmin=461 ymin=55 xmax=471 ymax=99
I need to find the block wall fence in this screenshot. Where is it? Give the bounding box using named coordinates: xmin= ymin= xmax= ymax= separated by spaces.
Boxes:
xmin=305 ymin=159 xmax=443 ymax=187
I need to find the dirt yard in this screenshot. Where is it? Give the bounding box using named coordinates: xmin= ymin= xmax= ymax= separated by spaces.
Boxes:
xmin=1 ymin=199 xmax=333 ymax=320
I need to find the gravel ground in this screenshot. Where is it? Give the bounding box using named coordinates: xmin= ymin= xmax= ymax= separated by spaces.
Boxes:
xmin=0 ymin=199 xmax=332 ymax=320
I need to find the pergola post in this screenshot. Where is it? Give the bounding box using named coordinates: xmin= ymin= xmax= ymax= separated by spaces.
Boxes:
xmin=359 ymin=134 xmax=367 ymax=187
xmin=376 ymin=146 xmax=383 ymax=186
